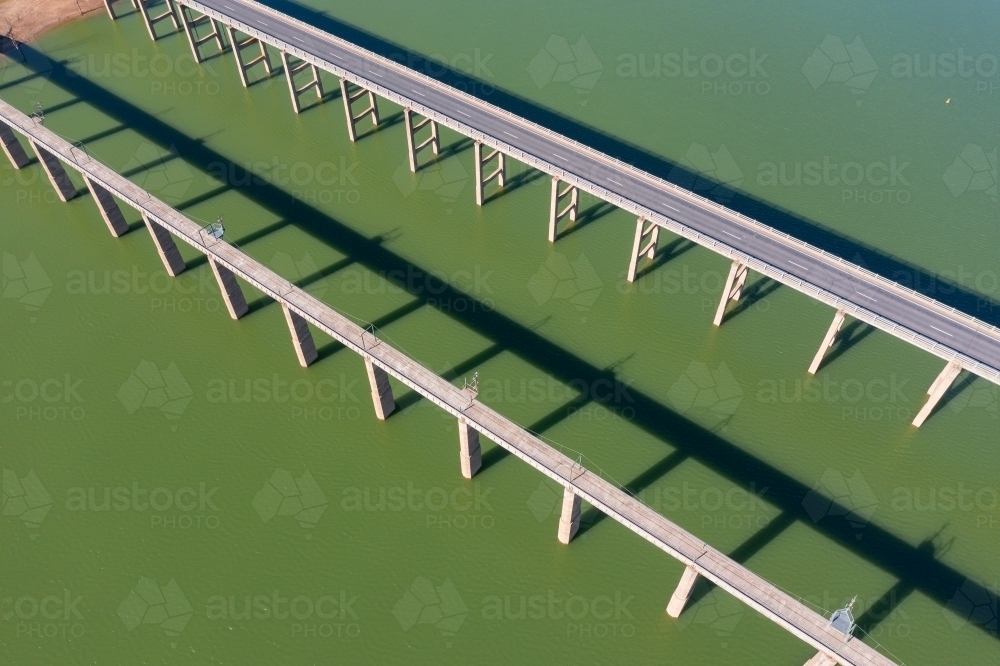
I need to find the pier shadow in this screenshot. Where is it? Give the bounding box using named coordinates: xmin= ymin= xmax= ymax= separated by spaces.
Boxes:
xmin=552 ymin=201 xmax=618 ymax=242
xmin=416 ymin=136 xmax=475 ymax=172
xmin=923 ymin=371 xmax=981 ymax=423
xmin=819 ymin=320 xmax=877 ymax=371
xmin=482 ymin=168 xmax=547 ymax=205
xmin=632 ymin=237 xmax=699 ymax=282
xmin=718 ymin=277 xmax=781 ymax=325
xmin=12 ymin=43 xmax=1000 ymax=644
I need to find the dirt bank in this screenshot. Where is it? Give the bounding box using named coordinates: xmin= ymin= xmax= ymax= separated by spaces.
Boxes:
xmin=1 ymin=0 xmax=105 ymax=44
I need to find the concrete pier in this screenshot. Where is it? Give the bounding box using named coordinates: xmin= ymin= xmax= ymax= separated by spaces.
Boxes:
xmin=28 ymin=139 xmax=77 ymax=202
xmin=809 ymin=309 xmax=847 ymax=374
xmin=626 ymin=217 xmax=660 ymax=282
xmin=473 ymin=140 xmax=505 ymax=205
xmin=803 ymin=652 xmax=837 ymax=666
xmin=557 ymin=486 xmax=582 ymax=544
xmin=280 ymin=52 xmax=324 ymax=114
xmin=403 ymin=108 xmax=440 ymax=172
xmin=666 ymin=564 xmax=699 ymax=618
xmin=339 ymin=80 xmax=380 ymax=142
xmin=208 ymin=257 xmax=248 ymax=319
xmin=0 ymin=123 xmax=29 ymax=169
xmin=84 ymin=175 xmax=130 ymax=237
xmin=548 ymin=177 xmax=579 ymax=242
xmin=227 ymin=26 xmax=274 ymax=88
xmin=713 ymin=259 xmax=749 ymax=326
xmin=137 ymin=0 xmax=180 ymax=41
xmin=912 ymin=360 xmax=962 ymax=427
xmin=142 ymin=213 xmax=186 ymax=276
xmin=179 ymin=4 xmax=228 ymax=63
xmin=104 ymin=0 xmax=140 ymax=20
xmin=458 ymin=417 xmax=483 ymax=479
xmin=364 ymin=357 xmax=396 ymax=420
xmin=282 ymin=303 xmax=318 ymax=367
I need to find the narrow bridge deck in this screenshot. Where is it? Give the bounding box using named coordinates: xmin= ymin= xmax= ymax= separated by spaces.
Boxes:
xmin=0 ymin=97 xmax=899 ymax=666
xmin=177 ymin=0 xmax=1000 ymax=388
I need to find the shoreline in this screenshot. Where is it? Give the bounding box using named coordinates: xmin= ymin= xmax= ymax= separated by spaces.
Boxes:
xmin=0 ymin=0 xmax=104 ymax=45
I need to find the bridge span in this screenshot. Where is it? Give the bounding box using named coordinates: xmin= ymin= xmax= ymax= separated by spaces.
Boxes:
xmin=101 ymin=0 xmax=1000 ymax=430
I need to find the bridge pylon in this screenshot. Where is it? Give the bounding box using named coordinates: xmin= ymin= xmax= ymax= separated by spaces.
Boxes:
xmin=281 ymin=304 xmax=319 ymax=367
xmin=227 ymin=26 xmax=275 ymax=88
xmin=403 ymin=108 xmax=439 ymax=172
xmin=557 ymin=486 xmax=582 ymax=544
xmin=178 ymin=4 xmax=228 ymax=63
xmin=666 ymin=564 xmax=699 ymax=617
xmin=103 ymin=0 xmax=139 ymax=21
xmin=473 ymin=141 xmax=505 ymax=205
xmin=548 ymin=177 xmax=578 ymax=242
xmin=713 ymin=259 xmax=750 ymax=326
xmin=280 ymin=52 xmax=324 ymax=114
xmin=84 ymin=175 xmax=130 ymax=237
xmin=142 ymin=213 xmax=186 ymax=276
xmin=28 ymin=139 xmax=77 ymax=202
xmin=803 ymin=652 xmax=837 ymax=666
xmin=208 ymin=257 xmax=249 ymax=319
xmin=0 ymin=123 xmax=29 ymax=169
xmin=340 ymin=80 xmax=380 ymax=142
xmin=912 ymin=360 xmax=962 ymax=427
xmin=136 ymin=0 xmax=181 ymax=42
xmin=808 ymin=309 xmax=847 ymax=374
xmin=458 ymin=417 xmax=483 ymax=479
xmin=626 ymin=217 xmax=660 ymax=282
xmin=365 ymin=357 xmax=396 ymax=420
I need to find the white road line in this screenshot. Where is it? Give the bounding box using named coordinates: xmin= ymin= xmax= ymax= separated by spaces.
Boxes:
xmin=371 ymin=71 xmax=383 ymax=77
xmin=456 ymin=110 xmax=471 ymax=117
xmin=721 ymin=230 xmax=741 ymax=240
xmin=930 ymin=325 xmax=954 ymax=337
xmin=329 ymin=52 xmax=343 ymax=60
xmin=553 ymin=154 xmax=567 ymax=161
xmin=412 ymin=90 xmax=426 ymax=97
xmin=662 ymin=202 xmax=679 ymax=211
xmin=788 ymin=261 xmax=809 ymax=271
xmin=503 ymin=131 xmax=518 ymax=138
xmin=608 ymin=178 xmax=622 ymax=186
xmin=293 ymin=36 xmax=305 ymax=43
xmin=857 ymin=292 xmax=877 ymax=303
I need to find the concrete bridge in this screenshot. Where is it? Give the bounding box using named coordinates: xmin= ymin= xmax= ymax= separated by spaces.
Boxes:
xmin=98 ymin=0 xmax=1000 ymax=431
xmin=0 ymin=87 xmax=900 ymax=665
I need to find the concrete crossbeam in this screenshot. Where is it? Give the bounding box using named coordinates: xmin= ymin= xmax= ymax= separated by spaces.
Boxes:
xmin=713 ymin=259 xmax=749 ymax=326
xmin=548 ymin=177 xmax=578 ymax=242
xmin=281 ymin=51 xmax=324 ymax=114
xmin=626 ymin=216 xmax=660 ymax=282
xmin=339 ymin=79 xmax=380 ymax=142
xmin=179 ymin=4 xmax=228 ymax=63
xmin=474 ymin=140 xmax=505 ymax=205
xmin=404 ymin=108 xmax=439 ymax=172
xmin=227 ymin=26 xmax=274 ymax=88
xmin=137 ymin=0 xmax=180 ymax=41
xmin=365 ymin=357 xmax=396 ymax=420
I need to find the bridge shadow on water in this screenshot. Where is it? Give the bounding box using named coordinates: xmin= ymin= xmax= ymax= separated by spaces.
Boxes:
xmin=7 ymin=41 xmax=999 ymax=644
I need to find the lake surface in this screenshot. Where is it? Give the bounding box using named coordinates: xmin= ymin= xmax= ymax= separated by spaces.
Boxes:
xmin=1 ymin=1 xmax=997 ymax=664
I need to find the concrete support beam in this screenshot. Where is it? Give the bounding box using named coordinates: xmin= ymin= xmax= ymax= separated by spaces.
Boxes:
xmin=28 ymin=139 xmax=76 ymax=202
xmin=626 ymin=217 xmax=660 ymax=282
xmin=142 ymin=213 xmax=186 ymax=276
xmin=557 ymin=486 xmax=582 ymax=544
xmin=104 ymin=0 xmax=139 ymax=20
xmin=403 ymin=108 xmax=439 ymax=172
xmin=548 ymin=177 xmax=579 ymax=242
xmin=912 ymin=360 xmax=962 ymax=427
xmin=208 ymin=257 xmax=248 ymax=319
xmin=280 ymin=51 xmax=324 ymax=114
xmin=808 ymin=309 xmax=847 ymax=374
xmin=84 ymin=175 xmax=130 ymax=237
xmin=713 ymin=259 xmax=749 ymax=326
xmin=339 ymin=79 xmax=380 ymax=142
xmin=0 ymin=123 xmax=29 ymax=169
xmin=227 ymin=26 xmax=274 ymax=88
xmin=137 ymin=0 xmax=180 ymax=41
xmin=803 ymin=652 xmax=837 ymax=666
xmin=364 ymin=357 xmax=396 ymax=420
xmin=281 ymin=303 xmax=318 ymax=367
xmin=473 ymin=140 xmax=505 ymax=205
xmin=179 ymin=4 xmax=228 ymax=63
xmin=666 ymin=564 xmax=699 ymax=618
xmin=458 ymin=417 xmax=483 ymax=479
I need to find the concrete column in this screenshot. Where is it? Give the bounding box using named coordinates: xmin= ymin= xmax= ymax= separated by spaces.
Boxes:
xmin=364 ymin=357 xmax=395 ymax=420
xmin=808 ymin=309 xmax=846 ymax=374
xmin=458 ymin=417 xmax=483 ymax=479
xmin=227 ymin=26 xmax=274 ymax=88
xmin=713 ymin=259 xmax=749 ymax=326
xmin=474 ymin=140 xmax=505 ymax=206
xmin=142 ymin=213 xmax=186 ymax=276
xmin=0 ymin=123 xmax=29 ymax=169
xmin=557 ymin=485 xmax=582 ymax=544
xmin=912 ymin=360 xmax=962 ymax=427
xmin=104 ymin=0 xmax=139 ymax=20
xmin=281 ymin=303 xmax=318 ymax=367
xmin=339 ymin=79 xmax=380 ymax=142
xmin=179 ymin=4 xmax=227 ymax=63
xmin=666 ymin=564 xmax=699 ymax=618
xmin=84 ymin=176 xmax=129 ymax=237
xmin=803 ymin=652 xmax=837 ymax=666
xmin=28 ymin=139 xmax=76 ymax=202
xmin=403 ymin=108 xmax=439 ymax=172
xmin=548 ymin=177 xmax=578 ymax=242
xmin=137 ymin=0 xmax=180 ymax=41
xmin=280 ymin=52 xmax=324 ymax=114
xmin=626 ymin=217 xmax=660 ymax=282
xmin=208 ymin=257 xmax=248 ymax=319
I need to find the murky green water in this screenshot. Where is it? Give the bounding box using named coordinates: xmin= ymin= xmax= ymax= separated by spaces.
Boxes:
xmin=1 ymin=2 xmax=997 ymax=664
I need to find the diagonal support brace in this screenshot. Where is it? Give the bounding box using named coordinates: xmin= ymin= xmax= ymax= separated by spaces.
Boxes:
xmin=404 ymin=108 xmax=439 ymax=172
xmin=137 ymin=0 xmax=180 ymax=41
xmin=142 ymin=212 xmax=186 ymax=276
xmin=808 ymin=309 xmax=846 ymax=374
xmin=912 ymin=360 xmax=962 ymax=427
xmin=84 ymin=175 xmax=130 ymax=237
xmin=227 ymin=26 xmax=274 ymax=88
xmin=474 ymin=140 xmax=505 ymax=205
xmin=281 ymin=303 xmax=318 ymax=367
xmin=339 ymin=79 xmax=380 ymax=142
xmin=548 ymin=177 xmax=578 ymax=242
xmin=28 ymin=139 xmax=76 ymax=202
xmin=281 ymin=51 xmax=324 ymax=113
xmin=713 ymin=259 xmax=749 ymax=326
xmin=626 ymin=217 xmax=660 ymax=282
xmin=208 ymin=257 xmax=248 ymax=319
xmin=179 ymin=4 xmax=228 ymax=63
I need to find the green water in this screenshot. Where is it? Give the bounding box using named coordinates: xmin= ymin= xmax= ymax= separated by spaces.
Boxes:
xmin=1 ymin=2 xmax=997 ymax=664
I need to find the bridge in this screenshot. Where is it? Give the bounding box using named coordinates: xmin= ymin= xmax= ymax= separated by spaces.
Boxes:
xmin=98 ymin=0 xmax=1000 ymax=431
xmin=0 ymin=83 xmax=899 ymax=665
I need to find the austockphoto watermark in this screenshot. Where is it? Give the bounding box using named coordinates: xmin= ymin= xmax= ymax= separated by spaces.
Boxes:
xmin=205 ymin=157 xmax=362 ymax=206
xmin=616 ymin=48 xmax=771 ymax=97
xmin=890 ymin=49 xmax=1000 ymax=94
xmin=341 ymin=482 xmax=496 ymax=530
xmin=755 ymin=156 xmax=914 ymax=205
xmin=634 ymin=482 xmax=772 ymax=531
xmin=206 ymin=373 xmax=363 ymax=422
xmin=65 ymin=482 xmax=222 ymax=530
xmin=65 ymin=49 xmax=222 ymax=96
xmin=890 ymin=484 xmax=999 ymax=529
xmin=757 ymin=372 xmax=914 ymax=422
xmin=337 ymin=264 xmax=496 ymax=312
xmin=205 ymin=589 xmax=361 ymax=638
xmin=2 ymin=589 xmax=85 ymax=640
xmin=1 ymin=374 xmax=85 ymax=422
xmin=481 ymin=590 xmax=636 ymax=638
xmin=386 ymin=49 xmax=496 ymax=94
xmin=65 ymin=265 xmax=224 ymax=314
